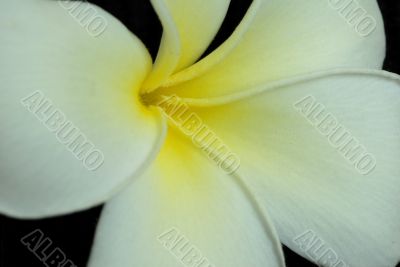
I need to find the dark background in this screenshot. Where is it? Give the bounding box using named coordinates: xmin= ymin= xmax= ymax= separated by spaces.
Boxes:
xmin=1 ymin=0 xmax=399 ymax=266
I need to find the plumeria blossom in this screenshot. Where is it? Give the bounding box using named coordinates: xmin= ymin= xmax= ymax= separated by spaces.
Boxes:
xmin=1 ymin=0 xmax=399 ymax=266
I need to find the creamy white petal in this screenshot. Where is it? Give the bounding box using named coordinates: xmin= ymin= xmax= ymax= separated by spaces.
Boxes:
xmin=165 ymin=0 xmax=261 ymax=87
xmin=143 ymin=0 xmax=230 ymax=91
xmin=0 ymin=0 xmax=165 ymax=218
xmin=189 ymin=71 xmax=400 ymax=267
xmin=159 ymin=0 xmax=386 ymax=99
xmin=89 ymin=130 xmax=285 ymax=267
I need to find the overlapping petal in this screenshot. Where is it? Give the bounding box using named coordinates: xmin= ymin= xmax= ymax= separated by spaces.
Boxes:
xmin=88 ymin=130 xmax=285 ymax=267
xmin=0 ymin=0 xmax=165 ymax=218
xmin=160 ymin=0 xmax=386 ymax=99
xmin=188 ymin=71 xmax=400 ymax=267
xmin=143 ymin=0 xmax=230 ymax=91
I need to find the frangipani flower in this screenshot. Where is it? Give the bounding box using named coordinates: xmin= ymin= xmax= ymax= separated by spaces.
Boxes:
xmin=1 ymin=0 xmax=399 ymax=266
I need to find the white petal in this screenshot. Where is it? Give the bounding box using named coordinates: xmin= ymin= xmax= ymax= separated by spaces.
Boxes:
xmin=0 ymin=0 xmax=165 ymax=218
xmin=89 ymin=130 xmax=285 ymax=267
xmin=189 ymin=71 xmax=400 ymax=267
xmin=160 ymin=0 xmax=386 ymax=99
xmin=143 ymin=0 xmax=230 ymax=91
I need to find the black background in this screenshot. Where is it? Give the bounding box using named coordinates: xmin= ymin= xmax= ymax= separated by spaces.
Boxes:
xmin=0 ymin=0 xmax=399 ymax=266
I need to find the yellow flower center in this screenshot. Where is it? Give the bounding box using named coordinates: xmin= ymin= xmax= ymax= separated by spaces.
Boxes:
xmin=138 ymin=87 xmax=241 ymax=174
